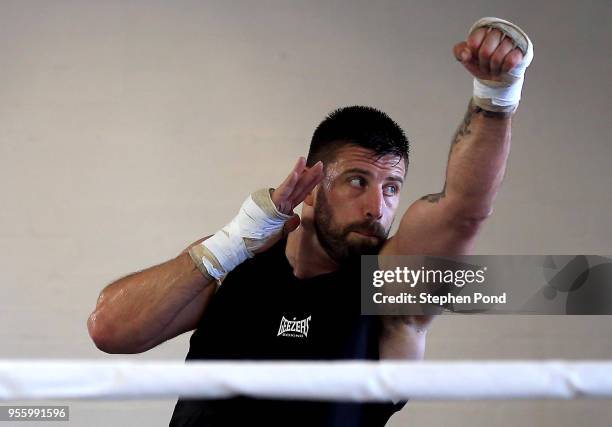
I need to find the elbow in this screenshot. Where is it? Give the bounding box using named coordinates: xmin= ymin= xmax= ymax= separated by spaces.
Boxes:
xmin=87 ymin=311 xmax=143 ymax=354
xmin=456 ymin=215 xmax=489 ymax=232
xmin=87 ymin=311 xmax=117 ymax=353
xmin=448 ymin=211 xmax=490 ymax=251
xmin=453 ymin=204 xmax=493 ymax=232
xmin=445 ymin=191 xmax=495 ymax=230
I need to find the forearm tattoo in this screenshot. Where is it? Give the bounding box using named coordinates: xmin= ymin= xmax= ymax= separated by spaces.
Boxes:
xmin=420 ymin=100 xmax=511 ymax=204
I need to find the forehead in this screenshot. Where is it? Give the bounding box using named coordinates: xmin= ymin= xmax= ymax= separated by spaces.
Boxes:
xmin=328 ymin=144 xmax=406 ymax=177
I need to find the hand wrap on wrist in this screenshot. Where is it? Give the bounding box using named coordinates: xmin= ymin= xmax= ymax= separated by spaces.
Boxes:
xmin=469 ymin=17 xmax=534 ymax=113
xmin=189 ymin=188 xmax=292 ymax=281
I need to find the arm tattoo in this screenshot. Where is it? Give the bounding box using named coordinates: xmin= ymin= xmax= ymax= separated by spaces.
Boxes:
xmin=420 ymin=100 xmax=511 ymax=204
xmin=453 ymin=103 xmax=476 ymax=145
xmin=420 ymin=183 xmax=446 ymax=203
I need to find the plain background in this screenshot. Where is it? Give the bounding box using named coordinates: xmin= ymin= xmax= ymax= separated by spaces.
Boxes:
xmin=1 ymin=0 xmax=610 ymax=426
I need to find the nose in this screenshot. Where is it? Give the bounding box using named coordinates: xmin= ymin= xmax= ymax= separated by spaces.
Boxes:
xmin=362 ymin=187 xmax=384 ymax=220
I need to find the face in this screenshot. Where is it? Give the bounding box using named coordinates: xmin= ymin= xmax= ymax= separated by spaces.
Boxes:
xmin=307 ymin=144 xmax=406 ymax=263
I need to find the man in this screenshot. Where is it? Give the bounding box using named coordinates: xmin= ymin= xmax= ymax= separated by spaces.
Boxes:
xmin=87 ymin=17 xmax=533 ymax=427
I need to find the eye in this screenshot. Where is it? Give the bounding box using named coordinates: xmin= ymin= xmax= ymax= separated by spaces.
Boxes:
xmin=349 ymin=176 xmax=366 ymax=188
xmin=383 ymin=184 xmax=399 ymax=196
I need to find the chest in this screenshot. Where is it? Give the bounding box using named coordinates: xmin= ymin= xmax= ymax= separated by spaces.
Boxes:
xmin=188 ymin=268 xmax=380 ymax=360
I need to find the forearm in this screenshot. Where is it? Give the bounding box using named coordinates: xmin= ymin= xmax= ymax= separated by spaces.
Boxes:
xmin=87 ymin=251 xmax=214 ymax=353
xmin=86 ymin=162 xmax=323 ymax=353
xmin=439 ymin=100 xmax=512 ymax=221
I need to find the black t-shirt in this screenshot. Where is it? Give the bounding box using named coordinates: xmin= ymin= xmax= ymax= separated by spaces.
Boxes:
xmin=169 ymin=237 xmax=405 ymax=427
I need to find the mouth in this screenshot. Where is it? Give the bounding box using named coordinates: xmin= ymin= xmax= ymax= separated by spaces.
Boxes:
xmin=353 ymin=231 xmax=378 ymax=238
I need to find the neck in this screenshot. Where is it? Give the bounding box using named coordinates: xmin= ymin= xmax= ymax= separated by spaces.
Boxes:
xmin=285 ymin=226 xmax=340 ymax=280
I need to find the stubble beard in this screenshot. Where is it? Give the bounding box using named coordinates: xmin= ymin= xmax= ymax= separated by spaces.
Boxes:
xmin=313 ymin=189 xmax=389 ymax=264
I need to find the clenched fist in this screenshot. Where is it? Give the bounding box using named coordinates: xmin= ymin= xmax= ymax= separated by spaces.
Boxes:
xmin=454 ymin=27 xmax=525 ymax=81
xmin=453 ymin=17 xmax=534 ymax=113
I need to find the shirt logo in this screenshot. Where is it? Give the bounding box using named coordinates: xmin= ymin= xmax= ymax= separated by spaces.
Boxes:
xmin=277 ymin=315 xmax=311 ymax=338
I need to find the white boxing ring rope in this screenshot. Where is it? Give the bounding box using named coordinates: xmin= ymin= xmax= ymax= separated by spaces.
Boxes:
xmin=1 ymin=360 xmax=611 ymax=402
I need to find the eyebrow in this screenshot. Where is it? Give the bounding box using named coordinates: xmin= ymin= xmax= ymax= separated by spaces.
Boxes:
xmin=340 ymin=167 xmax=404 ymax=185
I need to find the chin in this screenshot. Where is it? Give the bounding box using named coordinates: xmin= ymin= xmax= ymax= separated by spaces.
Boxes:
xmin=345 ymin=239 xmax=382 ymax=257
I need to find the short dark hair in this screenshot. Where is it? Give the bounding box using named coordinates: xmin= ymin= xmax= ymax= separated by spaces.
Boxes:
xmin=306 ymin=106 xmax=409 ymax=171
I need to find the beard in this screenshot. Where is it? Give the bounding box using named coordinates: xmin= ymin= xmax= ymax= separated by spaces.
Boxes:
xmin=313 ymin=189 xmax=390 ymax=264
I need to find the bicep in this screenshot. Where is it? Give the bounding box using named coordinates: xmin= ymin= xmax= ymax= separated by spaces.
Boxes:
xmin=383 ymin=195 xmax=481 ymax=256
xmin=378 ymin=196 xmax=481 ymax=360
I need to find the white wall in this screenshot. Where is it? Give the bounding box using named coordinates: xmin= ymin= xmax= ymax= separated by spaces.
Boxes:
xmin=1 ymin=1 xmax=610 ymax=425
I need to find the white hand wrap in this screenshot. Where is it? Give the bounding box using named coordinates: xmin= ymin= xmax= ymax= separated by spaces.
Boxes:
xmin=189 ymin=188 xmax=292 ymax=281
xmin=469 ymin=17 xmax=534 ymax=113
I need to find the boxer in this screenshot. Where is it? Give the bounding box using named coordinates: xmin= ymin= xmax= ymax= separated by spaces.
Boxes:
xmin=87 ymin=17 xmax=533 ymax=427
